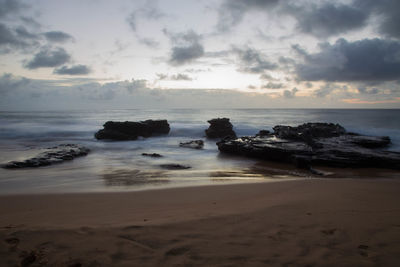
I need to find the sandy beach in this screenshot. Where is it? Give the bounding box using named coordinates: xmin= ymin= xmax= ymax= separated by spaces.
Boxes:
xmin=0 ymin=178 xmax=400 ymax=266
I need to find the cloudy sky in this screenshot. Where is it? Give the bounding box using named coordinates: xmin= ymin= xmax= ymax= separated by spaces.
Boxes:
xmin=1 ymin=0 xmax=400 ymax=110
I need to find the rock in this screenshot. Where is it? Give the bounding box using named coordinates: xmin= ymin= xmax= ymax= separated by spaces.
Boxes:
xmin=142 ymin=153 xmax=163 ymax=158
xmin=95 ymin=120 xmax=170 ymax=140
xmin=2 ymin=144 xmax=90 ymax=169
xmin=256 ymin=130 xmax=271 ymax=137
xmin=273 ymin=123 xmax=346 ymax=140
xmin=205 ymin=118 xmax=236 ymax=139
xmin=179 ymin=140 xmax=204 ymax=149
xmin=217 ymin=123 xmax=400 ymax=170
xmin=349 ymin=135 xmax=391 ymax=148
xmin=159 ymin=164 xmax=191 ymax=170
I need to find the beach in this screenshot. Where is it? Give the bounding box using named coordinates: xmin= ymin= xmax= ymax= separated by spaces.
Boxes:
xmin=1 ymin=178 xmax=400 ymax=266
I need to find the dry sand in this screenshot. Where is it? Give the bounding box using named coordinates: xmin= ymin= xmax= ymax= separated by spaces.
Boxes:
xmin=1 ymin=178 xmax=400 ymax=266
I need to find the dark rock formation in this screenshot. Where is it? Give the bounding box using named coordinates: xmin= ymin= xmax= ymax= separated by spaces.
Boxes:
xmin=217 ymin=122 xmax=400 ymax=170
xmin=159 ymin=164 xmax=191 ymax=170
xmin=256 ymin=130 xmax=270 ymax=137
xmin=95 ymin=120 xmax=170 ymax=140
xmin=2 ymin=144 xmax=90 ymax=169
xmin=205 ymin=118 xmax=236 ymax=139
xmin=142 ymin=153 xmax=163 ymax=158
xmin=179 ymin=140 xmax=204 ymax=149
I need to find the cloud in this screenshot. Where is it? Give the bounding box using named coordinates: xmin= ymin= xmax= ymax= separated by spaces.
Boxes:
xmin=283 ymin=87 xmax=298 ymax=98
xmin=125 ymin=79 xmax=148 ymax=93
xmin=0 ymin=0 xmax=25 ymax=18
xmin=25 ymin=47 xmax=71 ymax=69
xmin=216 ymin=0 xmax=279 ymax=32
xmin=126 ymin=0 xmax=165 ymax=32
xmin=287 ymin=2 xmax=368 ymax=38
xmin=232 ymin=46 xmax=278 ymax=74
xmin=43 ymin=31 xmax=73 ymax=43
xmin=294 ymin=38 xmax=400 ymax=82
xmin=355 ymin=0 xmax=400 ymax=39
xmin=0 ymin=73 xmax=30 ymax=95
xmin=0 ymin=23 xmax=20 ymax=46
xmin=357 ymin=87 xmax=379 ymax=94
xmin=156 ymin=73 xmax=193 ymax=81
xmin=342 ymin=97 xmax=400 ymax=104
xmin=0 ymin=23 xmax=39 ymax=52
xmin=137 ymin=37 xmax=159 ymax=48
xmin=53 ymin=65 xmax=91 ymax=75
xmin=263 ymin=82 xmax=285 ymax=89
xmin=165 ymin=30 xmax=204 ymax=66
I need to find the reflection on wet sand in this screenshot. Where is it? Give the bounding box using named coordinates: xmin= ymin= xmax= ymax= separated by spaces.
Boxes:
xmin=102 ymin=169 xmax=169 ymax=186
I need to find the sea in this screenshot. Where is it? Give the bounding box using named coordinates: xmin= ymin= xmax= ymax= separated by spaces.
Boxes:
xmin=0 ymin=109 xmax=399 ymax=194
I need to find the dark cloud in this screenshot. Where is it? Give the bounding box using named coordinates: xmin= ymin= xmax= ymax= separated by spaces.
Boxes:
xmin=25 ymin=47 xmax=71 ymax=69
xmin=0 ymin=73 xmax=30 ymax=95
xmin=15 ymin=26 xmax=38 ymax=40
xmin=0 ymin=0 xmax=25 ymax=18
xmin=0 ymin=23 xmax=19 ymax=46
xmin=283 ymin=87 xmax=298 ymax=98
xmin=43 ymin=31 xmax=73 ymax=43
xmin=355 ymin=0 xmax=400 ymax=39
xmin=0 ymin=23 xmax=40 ymax=53
xmin=53 ymin=65 xmax=91 ymax=75
xmin=358 ymin=87 xmax=379 ymax=94
xmin=287 ymin=3 xmax=368 ymax=38
xmin=232 ymin=46 xmax=278 ymax=74
xmin=216 ymin=0 xmax=279 ymax=32
xmin=294 ymin=38 xmax=400 ymax=82
xmin=165 ymin=30 xmax=204 ymax=66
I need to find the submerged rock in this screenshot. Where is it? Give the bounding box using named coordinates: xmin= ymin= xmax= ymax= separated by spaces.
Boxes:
xmin=179 ymin=140 xmax=204 ymax=149
xmin=205 ymin=118 xmax=236 ymax=139
xmin=217 ymin=122 xmax=400 ymax=170
xmin=2 ymin=144 xmax=90 ymax=169
xmin=142 ymin=153 xmax=163 ymax=158
xmin=159 ymin=164 xmax=191 ymax=170
xmin=95 ymin=120 xmax=170 ymax=140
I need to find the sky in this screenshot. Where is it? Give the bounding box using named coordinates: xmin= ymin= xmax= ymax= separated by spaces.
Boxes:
xmin=0 ymin=0 xmax=400 ymax=110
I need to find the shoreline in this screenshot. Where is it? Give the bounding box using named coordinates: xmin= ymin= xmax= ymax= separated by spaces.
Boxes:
xmin=1 ymin=178 xmax=400 ymax=266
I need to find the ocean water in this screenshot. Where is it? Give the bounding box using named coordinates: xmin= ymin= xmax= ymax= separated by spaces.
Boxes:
xmin=0 ymin=109 xmax=399 ymax=194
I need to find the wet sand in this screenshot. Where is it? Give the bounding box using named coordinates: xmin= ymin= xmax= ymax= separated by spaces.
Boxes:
xmin=1 ymin=179 xmax=400 ymax=266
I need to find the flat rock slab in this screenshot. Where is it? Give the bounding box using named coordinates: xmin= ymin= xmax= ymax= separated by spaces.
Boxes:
xmin=217 ymin=123 xmax=400 ymax=170
xmin=179 ymin=140 xmax=204 ymax=149
xmin=159 ymin=164 xmax=191 ymax=170
xmin=95 ymin=120 xmax=170 ymax=141
xmin=2 ymin=144 xmax=90 ymax=169
xmin=142 ymin=153 xmax=163 ymax=158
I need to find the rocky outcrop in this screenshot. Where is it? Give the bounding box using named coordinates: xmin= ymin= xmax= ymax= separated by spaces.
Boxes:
xmin=205 ymin=118 xmax=236 ymax=139
xmin=159 ymin=164 xmax=191 ymax=170
xmin=2 ymin=144 xmax=90 ymax=169
xmin=217 ymin=123 xmax=400 ymax=170
xmin=179 ymin=140 xmax=204 ymax=149
xmin=95 ymin=120 xmax=170 ymax=140
xmin=142 ymin=153 xmax=163 ymax=158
